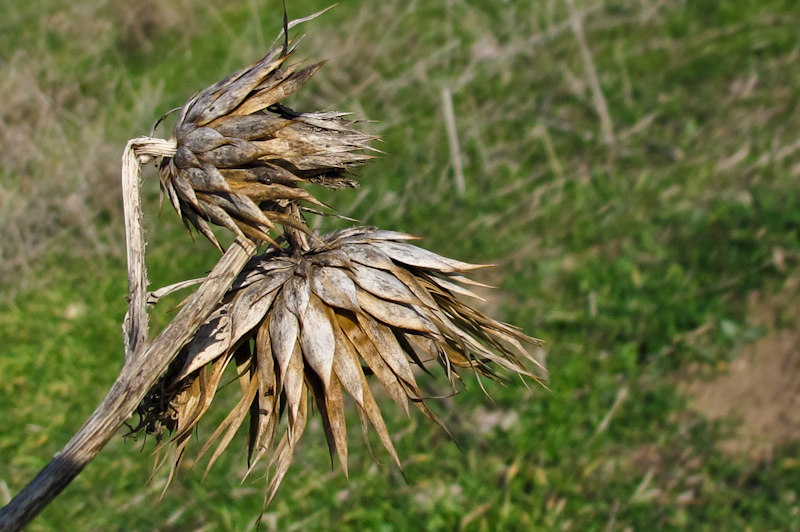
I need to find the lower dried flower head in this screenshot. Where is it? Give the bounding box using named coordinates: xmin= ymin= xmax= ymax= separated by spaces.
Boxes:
xmin=134 ymin=227 xmax=544 ymax=502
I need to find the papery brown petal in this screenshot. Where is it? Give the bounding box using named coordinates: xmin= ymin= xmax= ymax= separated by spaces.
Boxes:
xmin=325 ymin=372 xmax=348 ymax=476
xmin=181 ymin=208 xmax=223 ymax=252
xmin=197 ymin=199 xmax=248 ymax=241
xmin=394 ymin=330 xmax=436 ymax=377
xmin=210 ymin=114 xmax=293 ymax=140
xmin=252 ymin=137 xmax=322 ymax=159
xmin=306 ymin=369 xmax=348 ymax=475
xmin=350 ymin=263 xmax=420 ymax=306
xmin=180 ymin=126 xmax=229 ymax=153
xmin=184 ymin=166 xmax=232 ymax=193
xmin=283 ymin=153 xmax=374 ymax=171
xmin=172 ymin=171 xmax=201 ymax=210
xmin=200 ymin=138 xmax=265 ymax=168
xmin=199 ymin=366 xmax=260 ymax=477
xmin=228 ymin=181 xmax=325 ymax=206
xmin=299 ymin=294 xmax=336 ymax=389
xmin=355 ymin=288 xmax=438 ymax=334
xmin=233 ymin=62 xmax=324 ymax=116
xmin=372 ymin=241 xmax=486 ymax=272
xmin=188 ymin=52 xmax=287 ymax=125
xmin=336 ymin=311 xmax=408 ymax=415
xmin=265 ymin=390 xmax=307 ymax=504
xmin=306 ymin=370 xmax=336 ymax=465
xmin=248 ymin=320 xmax=277 ymax=469
xmin=339 ymin=243 xmax=396 ymax=270
xmin=330 ymin=317 xmax=367 ymax=405
xmin=310 ymin=249 xmax=354 ymax=269
xmin=163 ymin=180 xmax=182 ymax=219
xmin=429 ymin=275 xmax=487 ymax=301
xmin=269 ymin=294 xmax=299 ymax=381
xmin=283 ymin=275 xmax=310 ymax=317
xmin=386 ymin=266 xmax=440 ymax=309
xmin=219 ymin=163 xmax=304 ymax=187
xmin=245 ymin=61 xmax=303 ymax=100
xmin=309 ymin=266 xmax=360 ymax=312
xmin=232 ymin=260 xmax=295 ymax=290
xmin=173 ymin=375 xmax=204 ymax=424
xmin=357 ymin=314 xmax=420 ymax=394
xmin=331 ymin=316 xmax=403 ymax=470
xmin=335 ymin=230 xmax=421 ymax=245
xmin=196 ymin=191 xmax=276 ymax=233
xmin=229 ymin=277 xmax=282 ymax=341
xmin=176 ymin=305 xmax=232 ymax=380
xmin=172 ymin=351 xmax=235 ymax=441
xmin=444 ymin=273 xmax=494 ymax=288
xmin=283 ymin=342 xmax=306 ymax=439
xmin=172 ymin=145 xmax=201 ymax=169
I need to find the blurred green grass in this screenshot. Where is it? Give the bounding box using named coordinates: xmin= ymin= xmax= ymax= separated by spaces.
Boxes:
xmin=2 ymin=0 xmax=800 ymax=530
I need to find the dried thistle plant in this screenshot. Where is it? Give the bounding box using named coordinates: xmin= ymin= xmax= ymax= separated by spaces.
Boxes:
xmin=131 ymin=10 xmax=545 ymax=506
xmin=0 ymin=10 xmax=543 ymax=532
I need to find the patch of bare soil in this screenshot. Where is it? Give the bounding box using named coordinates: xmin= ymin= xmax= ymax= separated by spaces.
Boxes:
xmin=684 ymin=282 xmax=800 ymax=460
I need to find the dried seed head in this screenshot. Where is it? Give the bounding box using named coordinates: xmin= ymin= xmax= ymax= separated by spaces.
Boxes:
xmin=158 ymin=45 xmax=377 ymax=250
xmin=133 ymin=227 xmax=544 ymax=503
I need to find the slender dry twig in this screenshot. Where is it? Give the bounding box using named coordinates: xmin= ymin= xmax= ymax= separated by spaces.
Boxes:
xmin=565 ymin=0 xmax=616 ymax=149
xmin=442 ymin=87 xmax=466 ymax=196
xmin=122 ymin=137 xmax=178 ymax=360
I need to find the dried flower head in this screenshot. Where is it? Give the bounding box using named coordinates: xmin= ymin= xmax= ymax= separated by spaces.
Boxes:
xmin=134 ymin=227 xmax=543 ymax=501
xmin=158 ymin=42 xmax=377 ymax=250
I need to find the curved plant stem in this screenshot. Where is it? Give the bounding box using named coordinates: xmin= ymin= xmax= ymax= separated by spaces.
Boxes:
xmin=122 ymin=137 xmax=177 ymax=360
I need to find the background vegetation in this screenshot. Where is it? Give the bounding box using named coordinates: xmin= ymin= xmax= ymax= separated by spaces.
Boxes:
xmin=2 ymin=0 xmax=800 ymax=530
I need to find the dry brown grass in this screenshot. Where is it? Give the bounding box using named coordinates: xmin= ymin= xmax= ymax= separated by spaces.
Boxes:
xmin=0 ymin=48 xmax=112 ymax=282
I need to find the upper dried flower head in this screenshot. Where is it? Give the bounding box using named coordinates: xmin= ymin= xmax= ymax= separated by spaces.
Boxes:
xmin=134 ymin=227 xmax=544 ymax=502
xmin=158 ymin=42 xmax=377 ymax=250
